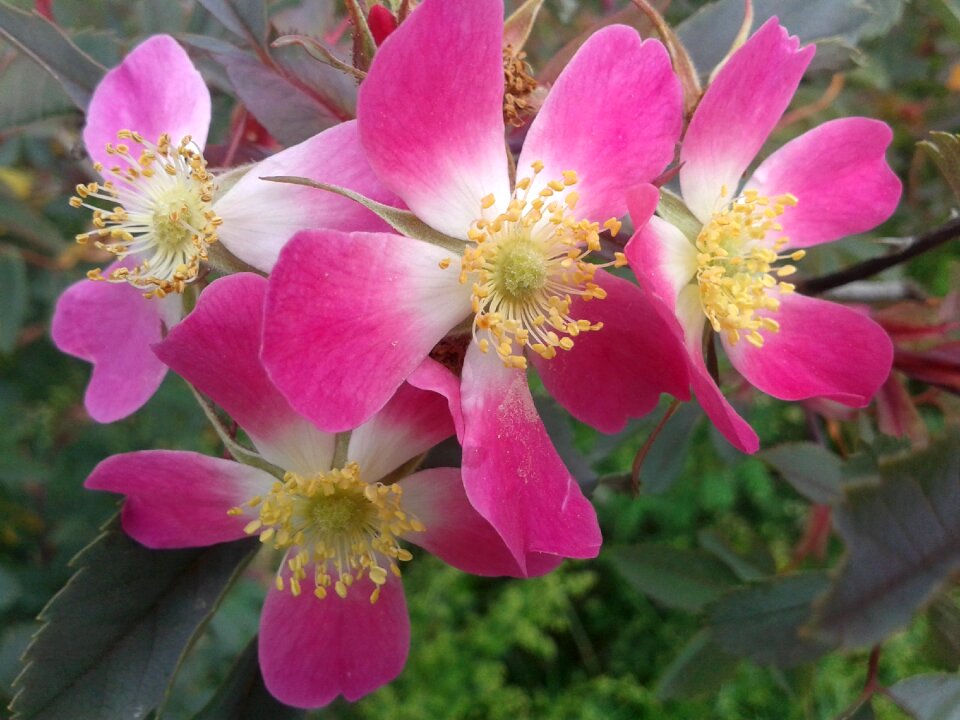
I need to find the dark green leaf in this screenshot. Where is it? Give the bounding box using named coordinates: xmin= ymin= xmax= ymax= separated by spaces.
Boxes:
xmin=709 ymin=571 xmax=834 ymax=667
xmin=0 ymin=248 xmax=27 ymax=354
xmin=837 ymin=696 xmax=876 ymax=720
xmin=760 ymin=442 xmax=844 ymax=504
xmin=656 ymin=629 xmax=738 ymax=700
xmin=191 ymin=637 xmax=302 ymax=720
xmin=697 ymin=528 xmax=774 ymax=581
xmin=637 ymin=402 xmax=702 ymax=495
xmin=198 ymin=0 xmax=268 ymax=49
xmin=0 ymin=192 xmax=66 ymax=253
xmin=0 ymin=2 xmax=106 ymax=109
xmin=920 ymin=132 xmax=960 ymax=203
xmin=927 ymin=593 xmax=960 ymax=670
xmin=808 ymin=429 xmax=960 ymax=649
xmin=888 ymin=674 xmax=960 ymax=719
xmin=610 ymin=544 xmax=739 ymax=612
xmin=10 ymin=517 xmax=257 ymax=720
xmin=0 ymin=52 xmax=76 ymax=131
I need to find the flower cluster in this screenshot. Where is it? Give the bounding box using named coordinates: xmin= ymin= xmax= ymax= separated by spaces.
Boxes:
xmin=57 ymin=0 xmax=900 ymax=709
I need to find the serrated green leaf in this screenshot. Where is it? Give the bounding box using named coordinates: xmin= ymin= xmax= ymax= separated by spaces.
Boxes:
xmin=191 ymin=637 xmax=302 ymax=720
xmin=610 ymin=544 xmax=739 ymax=612
xmin=808 ymin=429 xmax=960 ymax=649
xmin=0 ymin=248 xmax=27 ymax=354
xmin=708 ymin=571 xmax=834 ymax=667
xmin=198 ymin=0 xmax=268 ymax=49
xmin=888 ymin=674 xmax=960 ymax=719
xmin=0 ymin=2 xmax=105 ymax=109
xmin=656 ymin=629 xmax=738 ymax=700
xmin=920 ymin=132 xmax=960 ymax=202
xmin=10 ymin=517 xmax=257 ymax=720
xmin=760 ymin=442 xmax=844 ymax=504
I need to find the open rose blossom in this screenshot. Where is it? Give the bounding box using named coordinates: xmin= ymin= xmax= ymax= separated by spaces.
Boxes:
xmin=262 ymin=0 xmax=690 ymax=569
xmin=625 ymin=18 xmax=900 ymax=453
xmin=85 ymin=272 xmax=550 ymax=708
xmin=52 ymin=34 xmax=396 ymax=423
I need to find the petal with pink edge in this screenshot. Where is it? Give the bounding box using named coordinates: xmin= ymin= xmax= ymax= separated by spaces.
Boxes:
xmin=746 ymin=118 xmax=901 ymax=248
xmin=85 ymin=450 xmax=273 ymax=548
xmin=214 ymin=121 xmax=403 ymax=273
xmin=348 ymin=382 xmax=455 ymax=483
xmin=357 ymin=0 xmax=510 ymax=237
xmin=51 ymin=273 xmax=168 ymax=423
xmin=517 ymin=28 xmax=682 ymax=224
xmin=154 ymin=273 xmax=335 ymax=475
xmin=259 ymin=572 xmax=409 ymax=708
xmin=400 ymin=467 xmax=560 ymax=578
xmin=460 ymin=342 xmax=602 ymax=568
xmin=723 ymin=292 xmax=893 ymax=407
xmin=263 ymin=230 xmax=472 ymax=432
xmin=532 ymin=270 xmax=690 ymax=433
xmin=680 ymin=19 xmax=814 ymax=223
xmin=84 ymin=35 xmax=210 ymax=170
xmin=624 ymin=215 xmax=698 ymax=311
xmin=407 ymin=357 xmax=465 ymax=442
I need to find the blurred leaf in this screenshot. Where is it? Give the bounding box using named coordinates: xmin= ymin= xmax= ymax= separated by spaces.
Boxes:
xmin=0 ymin=248 xmax=27 ymax=354
xmin=0 ymin=52 xmax=76 ymax=130
xmin=808 ymin=429 xmax=960 ymax=649
xmin=0 ymin=565 xmax=21 ymax=612
xmin=837 ymin=697 xmax=876 ymax=720
xmin=0 ymin=2 xmax=105 ymax=109
xmin=0 ymin=191 xmax=66 ymax=253
xmin=198 ymin=0 xmax=268 ymax=50
xmin=637 ymin=402 xmax=702 ymax=495
xmin=10 ymin=517 xmax=257 ymax=720
xmin=610 ymin=544 xmax=739 ymax=612
xmin=191 ymin=636 xmax=302 ymax=720
xmin=697 ymin=528 xmax=774 ymax=581
xmin=920 ymin=132 xmax=960 ymax=203
xmin=708 ymin=571 xmax=834 ymax=668
xmin=760 ymin=442 xmax=844 ymax=504
xmin=534 ymin=396 xmax=596 ymax=489
xmin=656 ymin=629 xmax=738 ymax=700
xmin=888 ymin=674 xmax=960 ymax=719
xmin=927 ymin=593 xmax=960 ymax=671
xmin=503 ymin=0 xmax=546 ymax=50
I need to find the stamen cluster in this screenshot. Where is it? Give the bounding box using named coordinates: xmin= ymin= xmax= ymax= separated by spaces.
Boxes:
xmin=231 ymin=463 xmax=423 ymax=604
xmin=696 ymin=189 xmax=805 ymax=348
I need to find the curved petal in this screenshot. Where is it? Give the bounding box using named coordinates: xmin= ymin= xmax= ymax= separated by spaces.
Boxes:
xmin=84 ymin=35 xmax=210 ymax=170
xmin=532 ymin=270 xmax=690 ymax=433
xmin=746 ymin=117 xmax=902 ymax=248
xmin=51 ymin=274 xmax=167 ymax=423
xmin=259 ymin=572 xmax=409 ymax=708
xmin=517 ymin=29 xmax=682 ymax=224
xmin=724 ymin=292 xmax=893 ymax=406
xmin=400 ymin=467 xmax=559 ymax=577
xmin=624 ymin=214 xmax=698 ymax=310
xmin=214 ymin=121 xmax=403 ymax=273
xmin=154 ymin=273 xmax=335 ymax=475
xmin=84 ymin=450 xmax=273 ymax=548
xmin=262 ymin=230 xmax=472 ymax=432
xmin=460 ymin=342 xmax=602 ymax=568
xmin=357 ymin=0 xmax=510 ymax=237
xmin=348 ymin=382 xmax=455 ymax=483
xmin=407 ymin=357 xmax=465 ymax=442
xmin=679 ymin=19 xmax=814 ymax=223
xmin=625 ymin=182 xmax=661 ymax=232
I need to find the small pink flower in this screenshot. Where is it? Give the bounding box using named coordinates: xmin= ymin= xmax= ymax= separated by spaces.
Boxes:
xmin=85 ymin=272 xmax=543 ymax=708
xmin=261 ymin=0 xmax=691 ymax=569
xmin=625 ymin=18 xmax=901 ymax=453
xmin=52 ymin=34 xmax=397 ymax=422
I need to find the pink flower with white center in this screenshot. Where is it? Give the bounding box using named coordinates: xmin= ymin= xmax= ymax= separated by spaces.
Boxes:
xmin=85 ymin=272 xmax=549 ymax=708
xmin=52 ymin=34 xmax=397 ymax=423
xmin=625 ymin=18 xmax=901 ymax=453
xmin=260 ymin=0 xmax=691 ymax=570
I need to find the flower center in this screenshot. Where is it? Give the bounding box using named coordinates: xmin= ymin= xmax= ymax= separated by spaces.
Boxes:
xmin=456 ymin=161 xmax=625 ymax=370
xmin=695 ymin=189 xmax=805 ymax=348
xmin=230 ymin=463 xmax=423 ymax=603
xmin=69 ymin=130 xmax=221 ymax=298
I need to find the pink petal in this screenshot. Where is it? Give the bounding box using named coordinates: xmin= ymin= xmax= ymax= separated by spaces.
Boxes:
xmin=724 ymin=292 xmax=893 ymax=406
xmin=624 ymin=215 xmax=698 ymax=312
xmin=679 ymin=19 xmax=814 ymax=223
xmin=259 ymin=572 xmax=409 ymax=708
xmin=532 ymin=270 xmax=689 ymax=433
xmin=262 ymin=230 xmax=471 ymax=432
xmin=357 ymin=0 xmax=510 ymax=237
xmin=84 ymin=450 xmax=273 ymax=548
xmin=399 ymin=467 xmax=560 ymax=577
xmin=348 ymin=382 xmax=455 ymax=483
xmin=407 ymin=357 xmax=465 ymax=442
xmin=214 ymin=121 xmax=402 ymax=273
xmin=460 ymin=342 xmax=602 ymax=568
xmin=747 ymin=118 xmax=901 ymax=248
xmin=84 ymin=35 xmax=210 ymax=170
xmin=517 ymin=28 xmax=681 ymax=224
xmin=154 ymin=273 xmax=335 ymax=475
xmin=51 ymin=273 xmax=168 ymax=423
xmin=625 ymin=183 xmax=661 ymax=231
